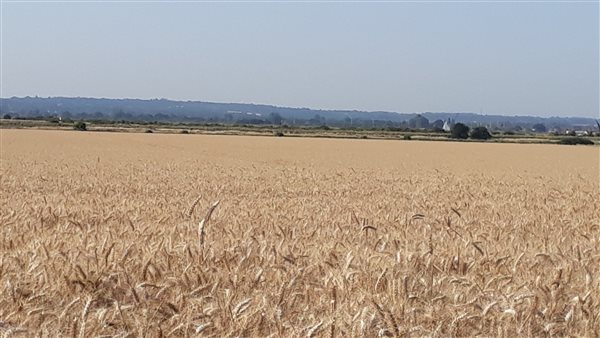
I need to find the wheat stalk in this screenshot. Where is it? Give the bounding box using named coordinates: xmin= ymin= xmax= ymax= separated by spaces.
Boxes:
xmin=198 ymin=200 xmax=220 ymax=247
xmin=78 ymin=296 xmax=92 ymax=338
xmin=186 ymin=194 xmax=202 ymax=218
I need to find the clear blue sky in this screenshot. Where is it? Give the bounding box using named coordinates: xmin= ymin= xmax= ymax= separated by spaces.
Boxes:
xmin=1 ymin=1 xmax=598 ymax=117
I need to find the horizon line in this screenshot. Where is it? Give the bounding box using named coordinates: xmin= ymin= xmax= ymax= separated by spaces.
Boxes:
xmin=1 ymin=95 xmax=598 ymax=120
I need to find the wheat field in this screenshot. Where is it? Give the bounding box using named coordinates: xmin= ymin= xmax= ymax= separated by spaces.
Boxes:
xmin=1 ymin=129 xmax=599 ymax=337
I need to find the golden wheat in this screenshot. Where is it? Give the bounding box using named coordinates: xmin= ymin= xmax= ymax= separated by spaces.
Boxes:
xmin=0 ymin=129 xmax=598 ymax=337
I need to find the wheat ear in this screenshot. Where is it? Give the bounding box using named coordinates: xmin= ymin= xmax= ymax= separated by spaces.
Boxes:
xmin=198 ymin=200 xmax=220 ymax=247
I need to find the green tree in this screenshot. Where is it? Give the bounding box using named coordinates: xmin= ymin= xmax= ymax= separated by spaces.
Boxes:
xmin=470 ymin=126 xmax=492 ymax=140
xmin=73 ymin=121 xmax=87 ymax=131
xmin=450 ymin=123 xmax=470 ymax=139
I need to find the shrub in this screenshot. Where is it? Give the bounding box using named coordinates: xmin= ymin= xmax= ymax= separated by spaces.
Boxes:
xmin=73 ymin=121 xmax=87 ymax=131
xmin=470 ymin=126 xmax=492 ymax=140
xmin=180 ymin=129 xmax=189 ymax=134
xmin=274 ymin=131 xmax=285 ymax=137
xmin=450 ymin=123 xmax=469 ymax=139
xmin=145 ymin=129 xmax=153 ymax=133
xmin=403 ymin=135 xmax=412 ymax=140
xmin=558 ymin=137 xmax=594 ymax=145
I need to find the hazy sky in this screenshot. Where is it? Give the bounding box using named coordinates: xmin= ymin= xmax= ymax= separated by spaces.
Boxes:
xmin=1 ymin=1 xmax=598 ymax=117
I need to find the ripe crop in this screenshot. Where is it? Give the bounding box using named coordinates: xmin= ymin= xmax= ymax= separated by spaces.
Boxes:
xmin=1 ymin=130 xmax=598 ymax=337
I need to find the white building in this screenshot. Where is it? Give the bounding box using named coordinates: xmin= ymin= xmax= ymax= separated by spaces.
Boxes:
xmin=442 ymin=118 xmax=455 ymax=132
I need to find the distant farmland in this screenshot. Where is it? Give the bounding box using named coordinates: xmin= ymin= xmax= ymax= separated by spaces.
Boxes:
xmin=1 ymin=130 xmax=598 ymax=337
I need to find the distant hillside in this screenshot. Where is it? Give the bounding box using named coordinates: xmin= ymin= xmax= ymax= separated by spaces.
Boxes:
xmin=1 ymin=96 xmax=597 ymax=130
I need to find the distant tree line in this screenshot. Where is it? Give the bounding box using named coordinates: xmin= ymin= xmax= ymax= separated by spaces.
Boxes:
xmin=0 ymin=111 xmax=566 ymax=139
xmin=3 ymin=99 xmax=599 ymax=137
xmin=3 ymin=97 xmax=598 ymax=132
xmin=450 ymin=123 xmax=493 ymax=140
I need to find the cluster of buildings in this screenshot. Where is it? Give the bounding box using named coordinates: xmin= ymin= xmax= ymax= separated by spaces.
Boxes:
xmin=404 ymin=114 xmax=599 ymax=136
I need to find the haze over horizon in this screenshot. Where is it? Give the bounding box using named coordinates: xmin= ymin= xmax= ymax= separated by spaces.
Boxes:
xmin=2 ymin=94 xmax=598 ymax=121
xmin=1 ymin=2 xmax=598 ymax=118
